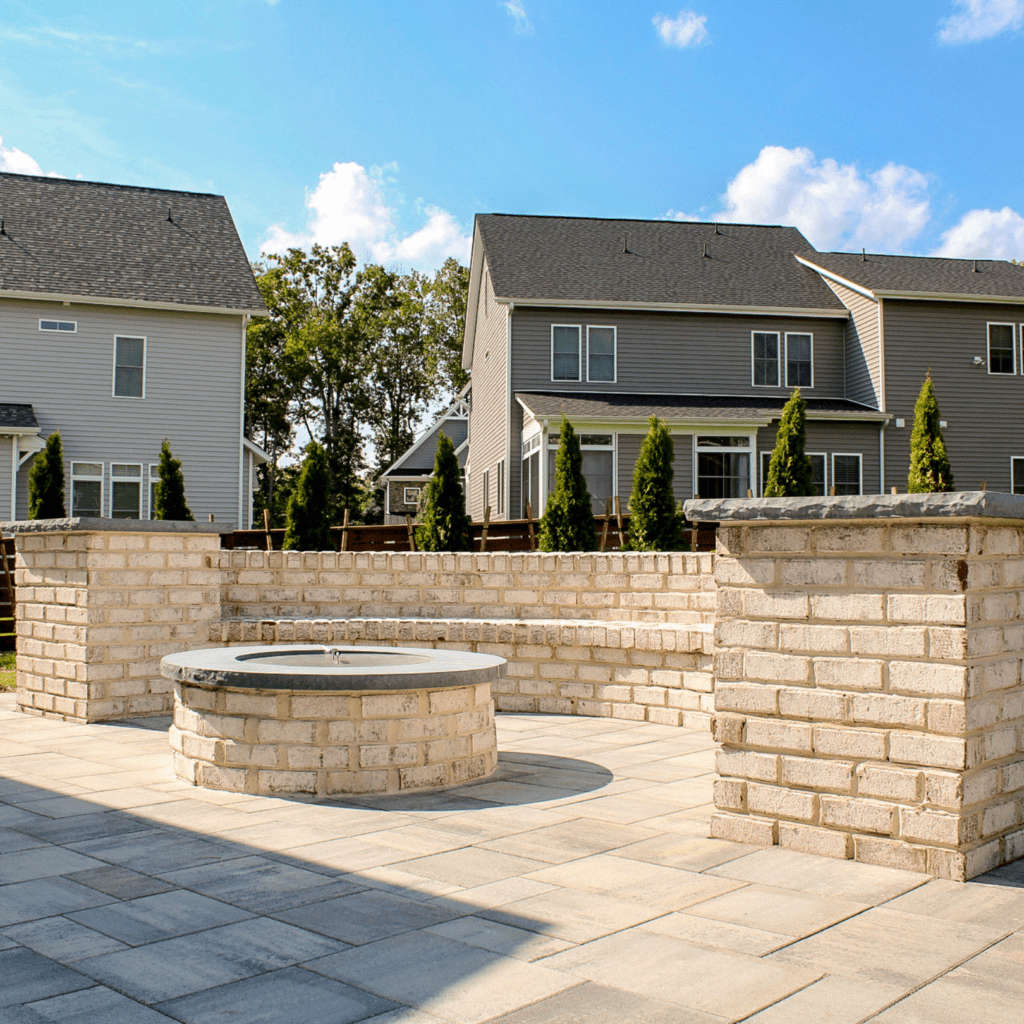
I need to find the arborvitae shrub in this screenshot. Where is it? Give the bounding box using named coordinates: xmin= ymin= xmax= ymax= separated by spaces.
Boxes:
xmin=153 ymin=440 xmax=195 ymax=521
xmin=907 ymin=374 xmax=954 ymax=493
xmin=416 ymin=431 xmax=471 ymax=551
xmin=28 ymin=432 xmax=66 ymax=519
xmin=764 ymin=388 xmax=815 ymax=497
xmin=538 ymin=415 xmax=597 ymax=552
xmin=628 ymin=416 xmax=682 ymax=550
xmin=283 ymin=442 xmax=333 ymax=550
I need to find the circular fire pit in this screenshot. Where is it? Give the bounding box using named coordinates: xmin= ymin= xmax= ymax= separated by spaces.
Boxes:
xmin=161 ymin=645 xmax=504 ymax=796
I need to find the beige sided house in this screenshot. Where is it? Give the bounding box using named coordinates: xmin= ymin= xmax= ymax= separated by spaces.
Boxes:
xmin=0 ymin=173 xmax=269 ymax=527
xmin=462 ymin=215 xmax=1024 ymax=519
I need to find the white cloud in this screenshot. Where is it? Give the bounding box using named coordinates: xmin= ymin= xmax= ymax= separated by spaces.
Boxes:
xmin=502 ymin=1 xmax=532 ymax=33
xmin=653 ymin=9 xmax=709 ymax=48
xmin=933 ymin=207 xmax=1024 ymax=258
xmin=261 ymin=161 xmax=471 ymax=272
xmin=0 ymin=135 xmax=45 ymax=175
xmin=710 ymin=145 xmax=930 ymax=252
xmin=938 ymin=0 xmax=1024 ymax=43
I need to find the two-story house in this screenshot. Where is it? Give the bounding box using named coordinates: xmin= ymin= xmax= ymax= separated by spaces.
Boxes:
xmin=462 ymin=214 xmax=1024 ymax=519
xmin=0 ymin=172 xmax=268 ymax=526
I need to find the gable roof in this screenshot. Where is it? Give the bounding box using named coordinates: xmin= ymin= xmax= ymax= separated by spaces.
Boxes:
xmin=0 ymin=173 xmax=267 ymax=315
xmin=474 ymin=214 xmax=847 ymax=313
xmin=798 ymin=252 xmax=1024 ymax=303
xmin=382 ymin=415 xmax=468 ymax=477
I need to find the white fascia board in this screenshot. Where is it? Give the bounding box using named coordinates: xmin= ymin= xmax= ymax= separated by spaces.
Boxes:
xmin=462 ymin=225 xmax=486 ymax=370
xmin=794 ymin=257 xmax=878 ymax=301
xmin=806 ymin=411 xmax=889 ymax=423
xmin=0 ymin=425 xmax=43 ymax=436
xmin=494 ymin=294 xmax=849 ymax=319
xmin=242 ymin=437 xmax=271 ymax=464
xmin=536 ymin=415 xmax=774 ymax=431
xmin=874 ymin=289 xmax=1024 ymax=305
xmin=0 ymin=287 xmax=267 ymax=318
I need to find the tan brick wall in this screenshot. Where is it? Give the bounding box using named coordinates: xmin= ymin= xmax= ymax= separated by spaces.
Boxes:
xmin=209 ymin=617 xmax=716 ymax=731
xmin=171 ymin=679 xmax=496 ymax=795
xmin=711 ymin=520 xmax=1024 ymax=881
xmin=15 ymin=529 xmax=223 ymax=721
xmin=217 ymin=550 xmax=715 ymax=625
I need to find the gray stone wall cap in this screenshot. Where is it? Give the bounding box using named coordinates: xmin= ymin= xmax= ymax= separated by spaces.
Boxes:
xmin=684 ymin=491 xmax=1024 ymax=523
xmin=0 ymin=517 xmax=233 ymax=535
xmin=162 ymin=644 xmax=506 ymax=691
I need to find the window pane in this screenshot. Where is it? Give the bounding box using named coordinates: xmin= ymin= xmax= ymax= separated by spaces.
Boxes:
xmin=809 ymin=454 xmax=826 ymax=496
xmin=111 ymin=464 xmax=142 ymax=478
xmin=116 ymin=337 xmax=144 ymax=366
xmin=787 ymin=334 xmax=812 ymax=387
xmin=71 ymin=463 xmax=102 ymax=476
xmin=753 ymin=333 xmax=779 ymax=386
xmin=580 ymin=435 xmax=613 ymax=447
xmin=697 ymin=436 xmax=749 ymax=448
xmin=833 ymin=456 xmax=861 ymax=495
xmin=588 ymin=327 xmax=615 ymax=381
xmin=111 ymin=481 xmax=140 ymax=519
xmin=552 ymin=327 xmax=580 ymax=380
xmin=582 ymin=450 xmax=613 ymax=512
xmin=989 ymin=325 xmax=1014 ymax=374
xmin=697 ymin=452 xmax=749 ymax=499
xmin=72 ymin=480 xmax=102 ymax=517
xmin=115 ymin=366 xmax=144 ymax=397
xmin=150 ymin=480 xmax=157 ymax=519
xmin=760 ymin=451 xmax=772 ymax=494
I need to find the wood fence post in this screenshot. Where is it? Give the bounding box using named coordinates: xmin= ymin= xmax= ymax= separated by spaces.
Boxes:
xmin=614 ymin=496 xmax=625 ymax=550
xmin=600 ymin=500 xmax=611 ymax=552
xmin=405 ymin=515 xmax=417 ymax=552
xmin=480 ymin=506 xmax=491 ymax=552
xmin=262 ymin=509 xmax=273 ymax=552
xmin=525 ymin=502 xmax=537 ymax=552
xmin=340 ymin=508 xmax=350 ymax=552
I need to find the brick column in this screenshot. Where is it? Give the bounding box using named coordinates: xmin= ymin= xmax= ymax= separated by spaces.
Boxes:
xmin=7 ymin=518 xmax=224 ymax=721
xmin=686 ymin=492 xmax=1024 ymax=882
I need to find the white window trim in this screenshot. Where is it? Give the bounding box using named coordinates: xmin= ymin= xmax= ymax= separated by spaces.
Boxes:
xmin=38 ymin=318 xmax=77 ymax=333
xmin=70 ymin=462 xmax=105 ymax=518
xmin=402 ymin=486 xmax=422 ymax=505
xmin=785 ymin=332 xmax=814 ymax=389
xmin=586 ymin=325 xmax=617 ymax=383
xmin=148 ymin=463 xmax=159 ymax=519
xmin=693 ymin=433 xmax=757 ymax=497
xmin=751 ymin=331 xmax=781 ymax=388
xmin=831 ymin=453 xmax=863 ymax=495
xmin=987 ymin=322 xmax=1016 ymax=376
xmin=112 ymin=335 xmax=147 ymax=399
xmin=110 ymin=463 xmax=144 ymax=519
xmin=761 ymin=450 xmax=827 ymax=495
xmin=1010 ymin=456 xmax=1024 ymax=495
xmin=496 ymin=459 xmax=505 ymax=517
xmin=550 ymin=324 xmax=582 ymax=382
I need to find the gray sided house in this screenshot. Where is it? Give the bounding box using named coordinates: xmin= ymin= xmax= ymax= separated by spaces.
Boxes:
xmin=0 ymin=173 xmax=268 ymax=526
xmin=462 ymin=214 xmax=1024 ymax=519
xmin=380 ymin=393 xmax=468 ymax=523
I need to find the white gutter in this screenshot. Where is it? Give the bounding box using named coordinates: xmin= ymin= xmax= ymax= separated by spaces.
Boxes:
xmin=505 ymin=302 xmax=513 ymax=519
xmin=8 ymin=438 xmax=15 ymax=521
xmin=238 ymin=315 xmax=248 ymax=528
xmin=0 ymin=287 xmax=267 ymax=318
xmin=495 ymin=294 xmax=849 ymax=319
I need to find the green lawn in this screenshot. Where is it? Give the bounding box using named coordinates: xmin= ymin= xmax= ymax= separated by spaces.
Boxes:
xmin=0 ymin=651 xmax=14 ymax=690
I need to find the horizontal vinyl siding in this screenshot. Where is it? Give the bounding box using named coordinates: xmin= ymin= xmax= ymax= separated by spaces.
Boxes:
xmin=616 ymin=434 xmax=642 ymax=506
xmin=756 ymin=420 xmax=882 ymax=494
xmin=0 ymin=297 xmax=243 ymax=524
xmin=510 ymin=306 xmax=846 ymax=398
xmin=467 ymin=262 xmax=508 ymax=520
xmin=824 ymin=279 xmax=880 ymax=408
xmin=0 ymin=436 xmax=12 ymax=520
xmin=883 ymin=299 xmax=1024 ymax=492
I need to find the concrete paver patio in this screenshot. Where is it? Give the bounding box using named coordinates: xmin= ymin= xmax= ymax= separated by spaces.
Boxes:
xmin=0 ymin=691 xmax=1021 ymax=1023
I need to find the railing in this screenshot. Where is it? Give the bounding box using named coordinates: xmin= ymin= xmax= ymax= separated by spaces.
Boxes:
xmin=0 ymin=536 xmax=15 ymax=652
xmin=221 ymin=516 xmax=718 ymax=553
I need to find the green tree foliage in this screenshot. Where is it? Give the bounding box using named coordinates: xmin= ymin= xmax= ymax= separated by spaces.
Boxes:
xmin=628 ymin=417 xmax=682 ymax=550
xmin=907 ymin=374 xmax=954 ymax=493
xmin=764 ymin=389 xmax=816 ymax=497
xmin=28 ymin=432 xmax=66 ymax=519
xmin=415 ymin=432 xmax=471 ymax=551
xmin=153 ymin=440 xmax=194 ymax=521
xmin=424 ymin=257 xmax=471 ymax=401
xmin=283 ymin=442 xmax=333 ymax=551
xmin=539 ymin=416 xmax=597 ymax=552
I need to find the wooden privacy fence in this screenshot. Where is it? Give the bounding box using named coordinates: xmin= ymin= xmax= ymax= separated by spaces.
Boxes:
xmin=0 ymin=536 xmax=15 ymax=652
xmin=222 ymin=511 xmax=718 ymax=554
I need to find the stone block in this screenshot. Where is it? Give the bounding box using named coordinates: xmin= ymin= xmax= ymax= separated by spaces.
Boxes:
xmin=779 ymin=822 xmax=852 ymax=859
xmin=889 ymin=661 xmax=967 ymax=698
xmin=890 ymin=731 xmax=967 ymax=770
xmin=716 ymin=682 xmax=779 ymax=715
xmin=746 ymin=782 xmax=818 ymax=822
xmin=744 ymin=718 xmax=813 ymax=753
xmin=820 ymin=796 xmax=894 ymax=835
xmin=856 ymin=764 xmax=921 ymax=803
xmin=782 ymin=756 xmax=854 ymax=794
xmin=778 ymin=687 xmax=848 ymax=722
xmin=813 ymin=725 xmax=887 ymax=761
xmin=713 ymin=778 xmax=746 ymax=811
xmin=812 ymin=657 xmax=883 ymax=691
xmin=710 ymin=812 xmax=777 ymax=846
xmin=715 ymin=747 xmax=779 ymax=783
xmin=853 ymin=835 xmax=927 ymax=874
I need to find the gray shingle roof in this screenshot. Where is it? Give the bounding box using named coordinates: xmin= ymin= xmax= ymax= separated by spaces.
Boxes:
xmin=476 ymin=215 xmax=846 ymax=311
xmin=516 ymin=392 xmax=885 ymax=422
xmin=0 ymin=403 xmax=38 ymax=429
xmin=0 ymin=173 xmax=267 ymax=313
xmin=382 ymin=418 xmax=468 ymax=476
xmin=802 ymin=252 xmax=1024 ymax=299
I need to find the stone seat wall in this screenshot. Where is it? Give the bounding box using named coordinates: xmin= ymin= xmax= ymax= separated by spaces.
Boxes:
xmin=209 ymin=617 xmax=715 ymax=731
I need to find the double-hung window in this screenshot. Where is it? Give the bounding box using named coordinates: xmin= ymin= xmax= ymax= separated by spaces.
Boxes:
xmin=696 ymin=436 xmax=752 ymax=498
xmin=832 ymin=454 xmax=862 ymax=495
xmin=111 ymin=464 xmax=143 ymax=519
xmin=551 ymin=326 xmax=581 ymax=381
xmin=1013 ymin=458 xmax=1024 ymax=495
xmin=988 ymin=323 xmax=1015 ymax=375
xmin=546 ymin=433 xmax=614 ymax=513
xmin=587 ymin=326 xmax=616 ymax=382
xmin=761 ymin=450 xmax=825 ymax=496
xmin=71 ymin=463 xmax=103 ymax=517
xmin=521 ymin=434 xmax=541 ymax=518
xmin=786 ymin=333 xmax=813 ymax=388
xmin=113 ymin=336 xmax=146 ymax=397
xmin=752 ymin=332 xmax=780 ymax=387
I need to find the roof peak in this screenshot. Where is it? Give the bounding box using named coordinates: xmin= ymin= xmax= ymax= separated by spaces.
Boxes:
xmin=0 ymin=170 xmax=224 ymax=200
xmin=478 ymin=212 xmax=791 ymax=230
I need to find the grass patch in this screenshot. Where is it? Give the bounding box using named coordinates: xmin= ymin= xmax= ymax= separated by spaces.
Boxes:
xmin=0 ymin=650 xmax=14 ymax=691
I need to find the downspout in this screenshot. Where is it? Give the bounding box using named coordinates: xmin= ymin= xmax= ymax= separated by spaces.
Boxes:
xmin=238 ymin=315 xmax=248 ymax=529
xmin=505 ymin=303 xmax=513 ymax=519
xmin=9 ymin=438 xmax=16 ymax=521
xmin=877 ymin=298 xmax=886 ymax=412
xmin=879 ymin=422 xmax=885 ymax=495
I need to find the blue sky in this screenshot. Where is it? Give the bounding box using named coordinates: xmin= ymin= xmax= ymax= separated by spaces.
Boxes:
xmin=3 ymin=0 xmax=1024 ymax=270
